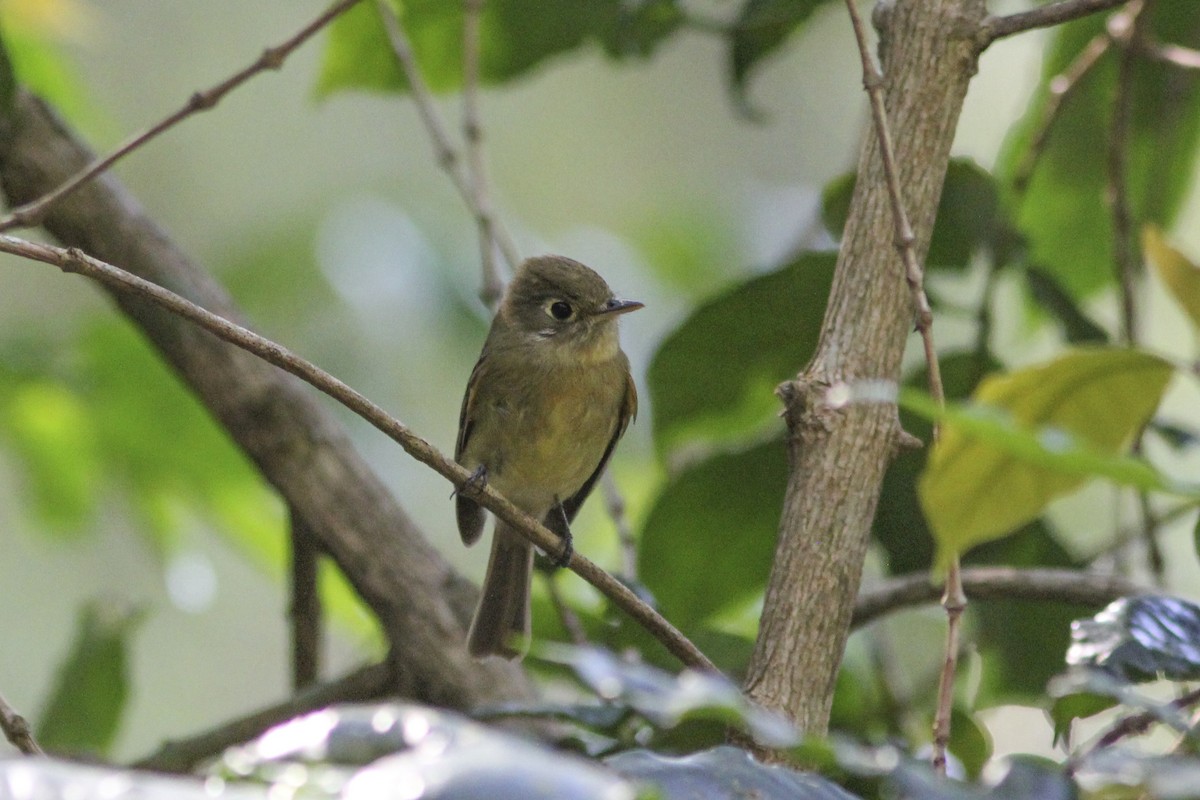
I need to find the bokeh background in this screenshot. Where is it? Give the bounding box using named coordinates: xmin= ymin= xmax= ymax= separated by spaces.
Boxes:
xmin=1 ymin=0 xmax=1195 ymax=765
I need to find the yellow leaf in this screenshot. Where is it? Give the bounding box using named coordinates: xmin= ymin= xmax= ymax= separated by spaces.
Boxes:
xmin=1144 ymin=225 xmax=1200 ymax=331
xmin=920 ymin=348 xmax=1173 ymax=569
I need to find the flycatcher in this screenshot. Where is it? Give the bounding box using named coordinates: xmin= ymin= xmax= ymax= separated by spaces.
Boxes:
xmin=455 ymin=254 xmax=641 ymax=659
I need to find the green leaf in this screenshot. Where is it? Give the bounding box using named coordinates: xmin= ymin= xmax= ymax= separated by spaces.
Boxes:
xmin=1144 ymin=224 xmax=1200 ymax=331
xmin=728 ymin=0 xmax=830 ymax=115
xmin=948 ymin=707 xmax=992 ymax=781
xmin=1049 ymin=691 xmax=1118 ymax=749
xmin=638 ymin=439 xmax=787 ymax=631
xmin=316 ymin=0 xmax=682 ymax=97
xmin=997 ymin=1 xmax=1200 ymax=297
xmin=648 ymin=253 xmax=835 ymax=454
xmin=37 ymin=601 xmax=143 ymax=757
xmin=913 ymin=348 xmax=1177 ymax=567
xmin=0 ymin=380 xmax=100 ymax=533
xmin=823 ymin=160 xmax=1007 ymax=271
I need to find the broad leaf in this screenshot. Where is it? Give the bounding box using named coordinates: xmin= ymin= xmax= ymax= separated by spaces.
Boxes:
xmin=638 ymin=439 xmax=787 ymax=631
xmin=648 ymin=254 xmax=834 ymax=454
xmin=823 ymin=159 xmax=1008 ymax=271
xmin=916 ymin=348 xmax=1175 ymax=566
xmin=1144 ymin=225 xmax=1200 ymax=330
xmin=36 ymin=601 xmax=143 ymax=757
xmin=317 ymin=0 xmax=682 ymax=96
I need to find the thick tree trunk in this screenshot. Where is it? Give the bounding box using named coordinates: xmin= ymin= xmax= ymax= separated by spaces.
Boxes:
xmin=743 ymin=0 xmax=986 ymax=736
xmin=0 ymin=90 xmax=532 ymax=710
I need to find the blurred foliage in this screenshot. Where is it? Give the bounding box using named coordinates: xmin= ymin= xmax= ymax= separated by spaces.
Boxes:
xmin=996 ymin=0 xmax=1200 ymax=297
xmin=36 ymin=600 xmax=143 ymax=757
xmin=1 ymin=0 xmax=1200 ymax=793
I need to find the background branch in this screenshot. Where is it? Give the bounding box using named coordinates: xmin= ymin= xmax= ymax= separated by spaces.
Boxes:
xmin=0 ymin=88 xmax=531 ymax=711
xmin=979 ymin=0 xmax=1131 ymax=47
xmin=0 ymin=0 xmax=363 ymax=233
xmin=0 ymin=690 xmax=43 ymax=756
xmin=852 ymin=567 xmax=1146 ymax=628
xmin=289 ymin=508 xmax=322 ymax=691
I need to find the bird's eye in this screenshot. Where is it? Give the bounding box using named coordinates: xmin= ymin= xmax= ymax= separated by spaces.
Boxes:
xmin=548 ymin=300 xmax=574 ymax=321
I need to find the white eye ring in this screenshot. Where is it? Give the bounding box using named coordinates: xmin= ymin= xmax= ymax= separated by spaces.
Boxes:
xmin=545 ymin=299 xmax=574 ymax=321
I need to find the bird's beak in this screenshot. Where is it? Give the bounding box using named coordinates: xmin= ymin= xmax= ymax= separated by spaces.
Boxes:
xmin=597 ymin=298 xmax=644 ymax=317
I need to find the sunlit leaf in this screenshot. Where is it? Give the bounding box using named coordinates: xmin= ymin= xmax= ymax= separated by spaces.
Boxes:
xmin=1144 ymin=225 xmax=1200 ymax=330
xmin=317 ymin=0 xmax=681 ymax=97
xmin=648 ymin=254 xmax=834 ymax=454
xmin=0 ymin=380 xmax=100 ymax=532
xmin=1068 ymin=595 xmax=1200 ymax=683
xmin=37 ymin=601 xmax=143 ymax=757
xmin=913 ymin=348 xmax=1177 ymax=567
xmin=1048 ymin=691 xmax=1117 ymax=748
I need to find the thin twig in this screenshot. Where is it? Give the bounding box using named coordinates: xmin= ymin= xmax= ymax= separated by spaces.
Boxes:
xmin=1011 ymin=32 xmax=1112 ymax=196
xmin=1088 ymin=686 xmax=1200 ymax=754
xmin=461 ymin=0 xmax=512 ymax=306
xmin=134 ymin=662 xmax=392 ymax=773
xmin=373 ymin=0 xmax=520 ymax=280
xmin=978 ymin=0 xmax=1131 ymax=49
xmin=1 ymin=234 xmax=715 ymax=674
xmin=602 ymin=471 xmax=638 ymax=581
xmin=289 ymin=507 xmax=322 ymax=691
xmin=0 ymin=690 xmax=43 ymax=756
xmin=0 ymin=0 xmax=363 ymax=233
xmin=852 ymin=567 xmax=1147 ymax=629
xmin=841 ymin=0 xmax=956 ymax=774
xmin=1107 ymin=1 xmax=1164 ymax=583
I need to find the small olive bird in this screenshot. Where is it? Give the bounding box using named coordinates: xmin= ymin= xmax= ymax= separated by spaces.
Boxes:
xmin=455 ymin=255 xmax=642 ymax=659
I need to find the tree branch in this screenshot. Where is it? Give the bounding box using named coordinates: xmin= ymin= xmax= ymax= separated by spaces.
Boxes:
xmin=979 ymin=0 xmax=1131 ymax=48
xmin=0 ymin=88 xmax=530 ymax=711
xmin=0 ymin=229 xmax=714 ymax=675
xmin=852 ymin=567 xmax=1147 ymax=628
xmin=289 ymin=508 xmax=322 ymax=691
xmin=134 ymin=662 xmax=392 ymax=773
xmin=0 ymin=0 xmax=363 ymax=233
xmin=742 ymin=0 xmax=986 ymax=748
xmin=0 ymin=690 xmax=43 ymax=756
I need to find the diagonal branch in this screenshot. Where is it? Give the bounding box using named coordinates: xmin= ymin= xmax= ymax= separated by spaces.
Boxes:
xmin=0 ymin=231 xmax=714 ymax=675
xmin=0 ymin=0 xmax=363 ymax=233
xmin=0 ymin=690 xmax=43 ymax=756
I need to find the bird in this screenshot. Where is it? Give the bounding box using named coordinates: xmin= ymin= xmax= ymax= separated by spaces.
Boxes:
xmin=455 ymin=254 xmax=641 ymax=659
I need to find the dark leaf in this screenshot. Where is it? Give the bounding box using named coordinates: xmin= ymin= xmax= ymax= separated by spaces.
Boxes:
xmin=1050 ymin=669 xmax=1197 ymax=740
xmin=947 ymin=707 xmax=992 ymax=781
xmin=608 ymin=745 xmax=859 ymax=800
xmin=1024 ymin=267 xmax=1109 ymax=344
xmin=546 ymin=645 xmax=798 ymax=748
xmin=1067 ymin=595 xmax=1200 ymax=682
xmin=648 ymin=253 xmax=834 ymax=454
xmin=36 ymin=601 xmax=143 ymax=757
xmin=728 ymin=0 xmax=830 ymax=115
xmin=638 ymin=438 xmax=787 ymax=631
xmin=1048 ymin=691 xmax=1117 ymax=748
xmin=220 ymin=703 xmax=637 ymax=799
xmin=823 ymin=160 xmax=1007 ymax=271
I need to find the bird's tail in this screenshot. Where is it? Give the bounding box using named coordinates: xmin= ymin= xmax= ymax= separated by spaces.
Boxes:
xmin=467 ymin=521 xmax=533 ymax=660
